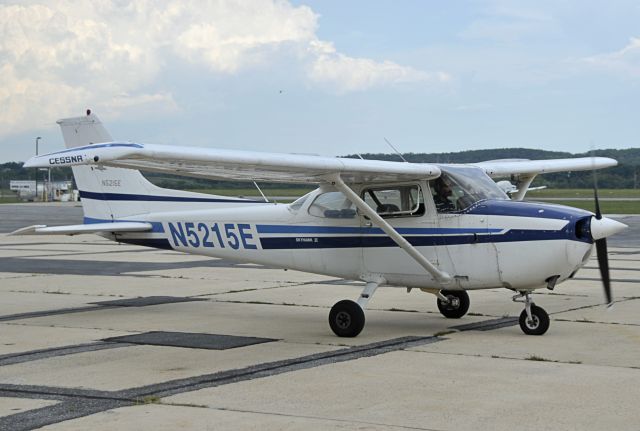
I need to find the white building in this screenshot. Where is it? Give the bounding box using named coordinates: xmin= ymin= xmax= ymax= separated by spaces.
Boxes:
xmin=9 ymin=180 xmax=77 ymax=201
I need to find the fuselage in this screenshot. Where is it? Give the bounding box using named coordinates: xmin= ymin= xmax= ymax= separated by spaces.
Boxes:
xmin=104 ymin=182 xmax=595 ymax=292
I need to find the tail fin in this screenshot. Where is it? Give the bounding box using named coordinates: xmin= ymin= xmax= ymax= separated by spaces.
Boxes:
xmin=59 ymin=112 xmax=259 ymax=222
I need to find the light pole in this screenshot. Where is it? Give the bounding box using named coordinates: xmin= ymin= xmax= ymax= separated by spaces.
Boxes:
xmin=35 ymin=137 xmax=41 ymax=201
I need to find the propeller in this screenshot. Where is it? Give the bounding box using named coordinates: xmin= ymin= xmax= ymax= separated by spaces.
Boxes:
xmin=592 ymin=159 xmax=613 ymax=306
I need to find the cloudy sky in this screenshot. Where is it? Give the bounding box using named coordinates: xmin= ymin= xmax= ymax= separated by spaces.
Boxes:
xmin=1 ymin=0 xmax=639 ymax=162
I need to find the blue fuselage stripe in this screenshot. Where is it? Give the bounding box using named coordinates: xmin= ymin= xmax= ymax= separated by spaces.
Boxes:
xmin=467 ymin=200 xmax=591 ymax=220
xmin=259 ymin=228 xmax=581 ymax=249
xmin=255 ymin=224 xmax=502 ymax=235
xmin=115 ymin=228 xmax=583 ymax=251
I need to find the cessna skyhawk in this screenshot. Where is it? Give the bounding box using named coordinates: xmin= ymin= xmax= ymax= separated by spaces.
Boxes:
xmin=15 ymin=112 xmax=626 ymax=337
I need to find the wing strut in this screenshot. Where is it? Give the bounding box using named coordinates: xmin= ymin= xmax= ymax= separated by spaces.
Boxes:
xmin=512 ymin=174 xmax=537 ymax=201
xmin=328 ymin=174 xmax=452 ymax=285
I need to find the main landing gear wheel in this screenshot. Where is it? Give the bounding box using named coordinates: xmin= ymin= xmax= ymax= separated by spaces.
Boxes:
xmin=519 ymin=304 xmax=550 ymax=336
xmin=437 ymin=290 xmax=470 ymax=319
xmin=329 ymin=300 xmax=365 ymax=337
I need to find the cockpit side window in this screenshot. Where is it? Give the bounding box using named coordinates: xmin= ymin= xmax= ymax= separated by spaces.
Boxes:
xmin=308 ymin=191 xmax=356 ymax=218
xmin=361 ymin=184 xmax=425 ymax=218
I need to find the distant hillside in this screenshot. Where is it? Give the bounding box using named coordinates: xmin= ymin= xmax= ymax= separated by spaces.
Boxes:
xmin=2 ymin=147 xmax=639 ymax=190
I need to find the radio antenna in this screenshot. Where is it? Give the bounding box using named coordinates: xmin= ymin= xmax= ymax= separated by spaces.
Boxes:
xmin=253 ymin=181 xmax=269 ymax=202
xmin=384 ymin=137 xmax=408 ymax=163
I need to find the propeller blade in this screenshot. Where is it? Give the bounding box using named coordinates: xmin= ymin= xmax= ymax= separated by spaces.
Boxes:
xmin=593 ymin=186 xmax=602 ymax=219
xmin=595 ymin=237 xmax=612 ymax=306
xmin=592 ymin=164 xmax=602 ymax=220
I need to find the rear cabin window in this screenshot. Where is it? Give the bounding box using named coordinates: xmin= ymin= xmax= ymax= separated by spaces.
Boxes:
xmin=308 ymin=191 xmax=356 ymax=218
xmin=362 ymin=184 xmax=425 ymax=218
xmin=288 ymin=192 xmax=312 ymax=212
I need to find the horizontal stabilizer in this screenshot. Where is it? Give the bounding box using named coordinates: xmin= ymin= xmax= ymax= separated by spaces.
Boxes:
xmin=9 ymin=222 xmax=153 ymax=236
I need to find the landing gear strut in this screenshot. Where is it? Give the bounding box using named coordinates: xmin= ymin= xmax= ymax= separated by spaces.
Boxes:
xmin=329 ymin=280 xmax=380 ymax=337
xmin=513 ymin=291 xmax=550 ymax=335
xmin=436 ymin=290 xmax=470 ymax=319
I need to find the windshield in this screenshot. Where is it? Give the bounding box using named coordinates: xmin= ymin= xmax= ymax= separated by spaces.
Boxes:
xmin=431 ymin=166 xmax=508 ymax=212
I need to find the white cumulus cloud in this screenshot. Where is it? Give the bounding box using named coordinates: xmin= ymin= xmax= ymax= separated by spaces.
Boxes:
xmin=308 ymin=40 xmax=450 ymax=93
xmin=0 ymin=0 xmax=447 ymax=138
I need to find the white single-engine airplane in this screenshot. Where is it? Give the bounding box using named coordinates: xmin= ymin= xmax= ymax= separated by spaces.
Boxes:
xmin=15 ymin=112 xmax=627 ymax=337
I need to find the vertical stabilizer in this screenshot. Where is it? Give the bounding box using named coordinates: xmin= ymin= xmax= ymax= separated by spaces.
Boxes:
xmin=58 ymin=113 xmax=160 ymax=220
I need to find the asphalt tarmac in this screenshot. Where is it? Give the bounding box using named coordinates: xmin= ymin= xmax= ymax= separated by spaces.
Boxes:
xmin=0 ymin=203 xmax=638 ymax=430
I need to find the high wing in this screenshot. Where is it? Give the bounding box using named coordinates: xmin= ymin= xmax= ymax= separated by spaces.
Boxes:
xmin=24 ymin=142 xmax=441 ymax=184
xmin=472 ymin=157 xmax=617 ymax=178
xmin=25 ymin=141 xmax=617 ymax=185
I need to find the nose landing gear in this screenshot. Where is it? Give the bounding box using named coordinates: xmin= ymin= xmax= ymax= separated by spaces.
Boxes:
xmin=513 ymin=291 xmax=550 ymax=335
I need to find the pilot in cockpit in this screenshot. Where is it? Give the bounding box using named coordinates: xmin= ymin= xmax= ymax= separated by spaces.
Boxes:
xmin=432 ymin=177 xmax=456 ymax=213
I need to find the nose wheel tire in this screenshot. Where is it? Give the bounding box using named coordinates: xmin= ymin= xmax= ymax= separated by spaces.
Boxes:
xmin=329 ymin=300 xmax=365 ymax=337
xmin=437 ymin=290 xmax=470 ymax=319
xmin=519 ymin=304 xmax=550 ymax=335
